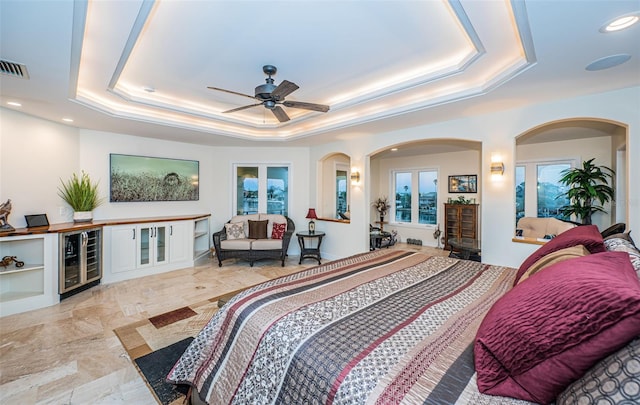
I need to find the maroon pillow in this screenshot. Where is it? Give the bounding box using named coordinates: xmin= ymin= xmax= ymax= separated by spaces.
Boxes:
xmin=271 ymin=222 xmax=286 ymax=240
xmin=475 ymin=251 xmax=640 ymax=404
xmin=514 ymin=225 xmax=606 ymax=285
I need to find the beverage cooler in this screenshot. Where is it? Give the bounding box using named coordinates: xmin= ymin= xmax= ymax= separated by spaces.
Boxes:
xmin=59 ymin=228 xmax=102 ymax=299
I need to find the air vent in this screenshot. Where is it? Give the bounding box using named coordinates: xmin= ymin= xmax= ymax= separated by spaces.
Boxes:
xmin=0 ymin=60 xmax=29 ymax=79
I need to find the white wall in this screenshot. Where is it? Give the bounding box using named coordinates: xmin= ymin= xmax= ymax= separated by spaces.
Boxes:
xmin=0 ymin=108 xmax=79 ymax=227
xmin=309 ymin=86 xmax=640 ymax=267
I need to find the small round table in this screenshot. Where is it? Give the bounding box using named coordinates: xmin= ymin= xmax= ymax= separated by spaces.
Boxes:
xmin=297 ymin=231 xmax=325 ymax=264
xmin=447 ymin=237 xmax=481 ymax=261
xmin=370 ymin=231 xmax=392 ymax=250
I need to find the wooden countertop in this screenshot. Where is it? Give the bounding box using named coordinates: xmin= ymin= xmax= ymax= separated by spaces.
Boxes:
xmin=0 ymin=214 xmax=211 ymax=236
xmin=512 ymin=236 xmax=548 ymax=245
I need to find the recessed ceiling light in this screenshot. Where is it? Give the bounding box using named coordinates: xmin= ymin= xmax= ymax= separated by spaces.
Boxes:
xmin=391 ymin=148 xmax=398 ymax=151
xmin=586 ymin=54 xmax=632 ymax=71
xmin=7 ymin=101 xmax=22 ymax=107
xmin=62 ymin=118 xmax=74 ymax=122
xmin=600 ymin=14 xmax=639 ymax=32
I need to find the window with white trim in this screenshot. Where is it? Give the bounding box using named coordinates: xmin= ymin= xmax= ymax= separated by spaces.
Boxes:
xmin=392 ymin=169 xmax=438 ymax=225
xmin=234 ymin=164 xmax=289 ymax=216
xmin=516 ymin=160 xmax=574 ymax=223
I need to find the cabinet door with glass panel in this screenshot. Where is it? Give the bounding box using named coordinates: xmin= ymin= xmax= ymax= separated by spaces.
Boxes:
xmin=137 ymin=223 xmax=169 ymax=268
xmin=59 ymin=228 xmax=102 ymax=294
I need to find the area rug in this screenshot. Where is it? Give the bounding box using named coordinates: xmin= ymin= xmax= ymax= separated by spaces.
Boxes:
xmin=114 ymin=289 xmax=243 ymax=405
xmin=134 ymin=337 xmax=193 ymax=405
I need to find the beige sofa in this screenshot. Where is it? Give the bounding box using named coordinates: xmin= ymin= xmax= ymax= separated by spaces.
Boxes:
xmin=516 ymin=217 xmax=577 ymax=239
xmin=213 ymin=213 xmax=295 ymax=267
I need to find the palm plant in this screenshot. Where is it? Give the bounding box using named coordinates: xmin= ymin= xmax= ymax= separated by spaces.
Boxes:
xmin=58 ymin=171 xmax=104 ymax=212
xmin=557 ymin=158 xmax=615 ymax=225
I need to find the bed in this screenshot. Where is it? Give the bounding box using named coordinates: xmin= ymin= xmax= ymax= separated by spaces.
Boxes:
xmin=168 ymin=225 xmax=640 ymax=405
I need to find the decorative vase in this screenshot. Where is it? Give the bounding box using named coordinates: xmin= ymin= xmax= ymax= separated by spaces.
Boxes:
xmin=380 ymin=214 xmax=385 ymax=223
xmin=73 ymin=211 xmax=93 ymax=223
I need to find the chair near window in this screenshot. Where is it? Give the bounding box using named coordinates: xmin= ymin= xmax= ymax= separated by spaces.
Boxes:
xmin=516 ymin=217 xmax=576 ymax=239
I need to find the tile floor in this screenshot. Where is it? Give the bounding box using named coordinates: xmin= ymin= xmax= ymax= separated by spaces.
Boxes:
xmin=0 ymin=244 xmax=447 ymax=404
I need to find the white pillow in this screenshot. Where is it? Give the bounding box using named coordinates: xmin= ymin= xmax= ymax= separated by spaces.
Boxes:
xmin=225 ymin=222 xmax=245 ymax=240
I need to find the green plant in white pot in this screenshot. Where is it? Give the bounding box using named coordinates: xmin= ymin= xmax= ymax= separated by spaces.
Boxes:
xmin=58 ymin=171 xmax=104 ymax=222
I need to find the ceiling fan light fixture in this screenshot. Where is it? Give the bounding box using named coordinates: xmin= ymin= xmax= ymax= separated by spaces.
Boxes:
xmin=207 ymin=65 xmax=329 ymax=123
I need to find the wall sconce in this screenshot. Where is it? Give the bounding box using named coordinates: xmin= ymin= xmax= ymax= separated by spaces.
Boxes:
xmin=350 ymin=170 xmax=361 ymax=184
xmin=490 ymin=161 xmax=505 ymax=176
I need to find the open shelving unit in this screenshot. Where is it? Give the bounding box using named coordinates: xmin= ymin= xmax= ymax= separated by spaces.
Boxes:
xmin=0 ymin=233 xmax=58 ymax=317
xmin=193 ymin=216 xmax=211 ymax=263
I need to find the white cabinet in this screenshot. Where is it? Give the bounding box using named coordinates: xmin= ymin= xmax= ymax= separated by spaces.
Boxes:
xmin=103 ymin=219 xmax=200 ymax=283
xmin=169 ymin=221 xmax=190 ymax=264
xmin=108 ymin=225 xmax=138 ymax=273
xmin=0 ymin=233 xmax=59 ymax=317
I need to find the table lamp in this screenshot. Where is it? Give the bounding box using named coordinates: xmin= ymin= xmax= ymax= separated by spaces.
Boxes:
xmin=305 ymin=208 xmax=318 ymax=233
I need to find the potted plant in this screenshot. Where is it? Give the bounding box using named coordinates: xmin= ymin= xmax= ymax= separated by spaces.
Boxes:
xmin=557 ymin=158 xmax=615 ymax=225
xmin=58 ymin=171 xmax=104 ymax=222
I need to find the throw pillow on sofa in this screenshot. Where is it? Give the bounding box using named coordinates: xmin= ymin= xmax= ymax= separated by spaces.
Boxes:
xmin=225 ymin=222 xmax=245 ymax=240
xmin=248 ymin=220 xmax=268 ymax=239
xmin=271 ymin=222 xmax=287 ymax=240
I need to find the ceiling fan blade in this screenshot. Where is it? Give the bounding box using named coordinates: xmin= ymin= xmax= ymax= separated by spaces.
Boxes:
xmin=282 ymin=100 xmax=330 ymax=113
xmin=271 ymin=106 xmax=290 ymax=122
xmin=207 ymin=86 xmax=257 ymax=100
xmin=223 ymin=103 xmax=263 ymax=113
xmin=271 ymin=80 xmax=299 ymax=100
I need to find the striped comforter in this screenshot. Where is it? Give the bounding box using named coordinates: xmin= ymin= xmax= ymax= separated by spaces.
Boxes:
xmin=168 ymin=249 xmax=536 ymax=405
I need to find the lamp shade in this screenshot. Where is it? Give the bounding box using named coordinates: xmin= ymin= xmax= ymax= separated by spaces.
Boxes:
xmin=305 ymin=208 xmax=318 ymax=219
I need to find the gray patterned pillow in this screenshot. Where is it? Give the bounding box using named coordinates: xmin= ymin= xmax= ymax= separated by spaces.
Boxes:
xmin=557 ymin=338 xmax=640 ymax=404
xmin=604 ymin=237 xmax=640 ymax=278
xmin=224 ymin=222 xmax=245 ymax=240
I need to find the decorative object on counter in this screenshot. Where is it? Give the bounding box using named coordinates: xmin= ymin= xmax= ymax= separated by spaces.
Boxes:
xmin=448 ymin=174 xmax=477 ymax=193
xmin=305 ymin=208 xmax=318 ymax=233
xmin=451 ymin=195 xmax=473 ymax=204
xmin=58 ymin=171 xmax=104 ymax=222
xmin=1 ymin=255 xmax=24 ymax=268
xmin=24 ymin=214 xmax=49 ymax=228
xmin=110 ymin=153 xmax=199 ymax=202
xmin=372 ymin=196 xmax=390 ymax=223
xmin=557 ymin=158 xmax=615 ymax=225
xmin=0 ymin=199 xmax=15 ymax=232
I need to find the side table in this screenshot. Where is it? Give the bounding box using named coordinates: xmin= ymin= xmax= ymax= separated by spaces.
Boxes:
xmin=297 ymin=231 xmax=325 ymax=264
xmin=447 ymin=237 xmax=481 ymax=262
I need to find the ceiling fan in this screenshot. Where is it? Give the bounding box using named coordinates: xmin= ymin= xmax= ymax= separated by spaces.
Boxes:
xmin=207 ymin=65 xmax=330 ymax=123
